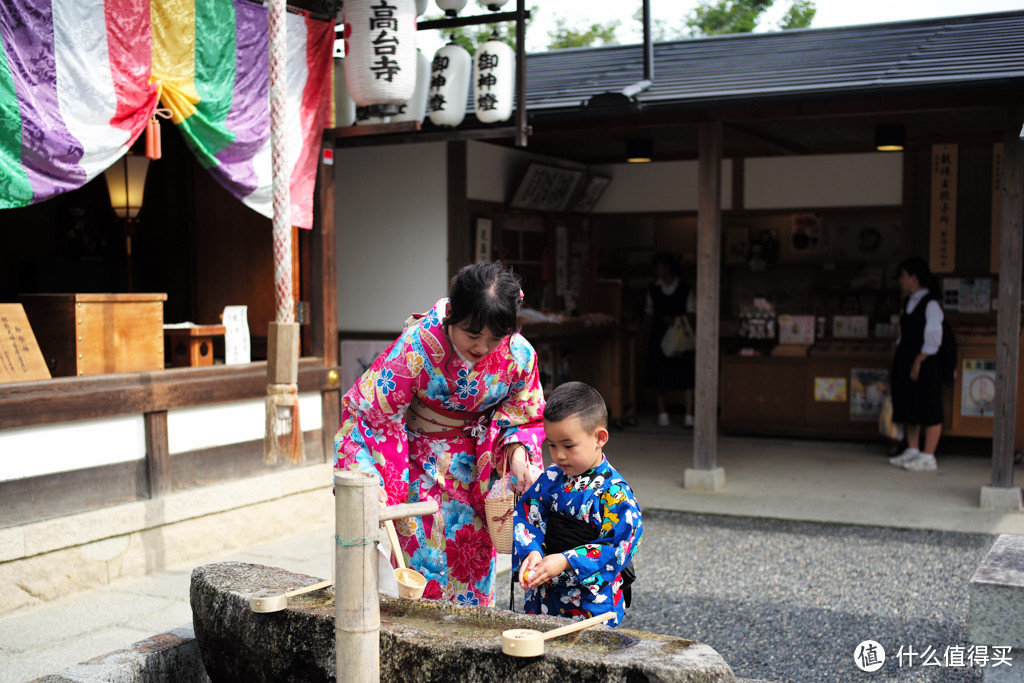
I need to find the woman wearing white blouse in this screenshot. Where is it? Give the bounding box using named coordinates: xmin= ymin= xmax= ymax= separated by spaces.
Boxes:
xmin=888 ymin=257 xmax=944 ymax=472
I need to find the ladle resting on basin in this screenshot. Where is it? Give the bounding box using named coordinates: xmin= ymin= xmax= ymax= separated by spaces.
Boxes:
xmin=501 ymin=612 xmax=615 ymax=657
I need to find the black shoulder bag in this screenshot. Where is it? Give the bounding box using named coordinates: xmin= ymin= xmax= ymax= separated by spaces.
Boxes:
xmin=543 ymin=510 xmax=636 ymax=608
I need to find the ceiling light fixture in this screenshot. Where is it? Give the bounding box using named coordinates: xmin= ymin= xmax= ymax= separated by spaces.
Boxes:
xmin=875 ymin=124 xmax=905 ymax=152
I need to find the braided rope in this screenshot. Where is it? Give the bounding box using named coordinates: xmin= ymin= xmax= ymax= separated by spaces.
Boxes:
xmin=269 ymin=0 xmax=293 ymax=324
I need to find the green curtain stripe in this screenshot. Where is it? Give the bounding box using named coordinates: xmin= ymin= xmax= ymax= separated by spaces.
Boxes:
xmin=0 ymin=38 xmax=32 ymax=208
xmin=189 ymin=0 xmax=237 ymax=158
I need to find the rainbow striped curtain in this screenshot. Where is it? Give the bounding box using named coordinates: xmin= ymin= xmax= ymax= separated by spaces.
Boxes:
xmin=0 ymin=0 xmax=333 ymax=229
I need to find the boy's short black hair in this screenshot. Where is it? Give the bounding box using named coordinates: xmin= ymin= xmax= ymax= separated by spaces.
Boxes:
xmin=543 ymin=381 xmax=607 ymax=433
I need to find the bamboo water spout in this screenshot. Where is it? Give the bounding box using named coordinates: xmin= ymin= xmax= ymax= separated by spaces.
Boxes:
xmin=334 ymin=470 xmax=438 ymax=683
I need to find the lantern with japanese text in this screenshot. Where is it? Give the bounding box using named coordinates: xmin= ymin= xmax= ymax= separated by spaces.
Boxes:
xmin=392 ymin=49 xmax=431 ymax=124
xmin=343 ymin=0 xmax=417 ymax=112
xmin=428 ymin=41 xmax=471 ymax=128
xmin=333 ymin=59 xmax=357 ymax=127
xmin=435 ymin=0 xmax=468 ymax=17
xmin=476 ymin=0 xmax=510 ymax=10
xmin=473 ymin=37 xmax=515 ymax=124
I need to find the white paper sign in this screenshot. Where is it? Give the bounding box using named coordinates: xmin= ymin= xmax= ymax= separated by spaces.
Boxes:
xmin=222 ymin=306 xmax=250 ymax=365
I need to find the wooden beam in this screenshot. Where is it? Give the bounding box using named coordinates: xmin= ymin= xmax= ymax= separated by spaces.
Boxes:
xmin=992 ymin=109 xmax=1024 ymax=488
xmin=694 ymin=122 xmax=722 ymax=471
xmin=311 ymin=138 xmax=339 ymax=461
xmin=145 ymin=410 xmax=171 ymax=497
xmin=0 ymin=360 xmax=333 ymax=430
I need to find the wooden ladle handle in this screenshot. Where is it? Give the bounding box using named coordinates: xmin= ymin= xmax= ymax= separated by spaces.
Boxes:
xmin=281 ymin=578 xmax=333 ymax=599
xmin=541 ymin=612 xmax=615 ymax=641
xmin=384 ymin=518 xmax=406 ymax=570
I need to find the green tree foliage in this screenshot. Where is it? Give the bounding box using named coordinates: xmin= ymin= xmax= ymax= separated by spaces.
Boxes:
xmin=686 ymin=0 xmax=816 ymax=37
xmin=424 ymin=6 xmax=536 ymax=55
xmin=546 ymin=17 xmax=621 ymax=49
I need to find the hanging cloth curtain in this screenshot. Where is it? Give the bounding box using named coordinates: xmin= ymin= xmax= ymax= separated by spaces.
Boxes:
xmin=0 ymin=0 xmax=333 ymax=229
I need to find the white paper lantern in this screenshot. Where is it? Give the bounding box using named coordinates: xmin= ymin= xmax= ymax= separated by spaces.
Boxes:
xmin=476 ymin=0 xmax=510 ymax=10
xmin=473 ymin=38 xmax=515 ymax=124
xmin=428 ymin=42 xmax=471 ymax=128
xmin=435 ymin=0 xmax=468 ymax=17
xmin=391 ymin=49 xmax=431 ymax=124
xmin=333 ymin=58 xmax=357 ymax=127
xmin=415 ymin=0 xmax=429 ymax=15
xmin=343 ymin=0 xmax=417 ymax=107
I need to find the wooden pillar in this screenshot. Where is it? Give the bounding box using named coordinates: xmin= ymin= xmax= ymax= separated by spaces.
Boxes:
xmin=691 ymin=122 xmax=723 ymax=484
xmin=991 ymin=110 xmax=1024 ymax=490
xmin=313 ymin=139 xmax=341 ymax=462
xmin=144 ymin=410 xmax=170 ymax=497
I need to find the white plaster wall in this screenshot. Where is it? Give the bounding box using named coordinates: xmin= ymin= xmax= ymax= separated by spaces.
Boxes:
xmin=167 ymin=393 xmax=323 ymax=454
xmin=745 ymin=153 xmax=902 ymax=208
xmin=335 ymin=143 xmax=449 ymax=332
xmin=466 ymin=141 xmax=545 ymax=203
xmin=590 ymin=160 xmax=734 ymax=213
xmin=0 ymin=416 xmax=145 ymax=482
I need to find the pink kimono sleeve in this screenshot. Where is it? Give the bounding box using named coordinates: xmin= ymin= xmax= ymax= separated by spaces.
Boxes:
xmin=472 ymin=336 xmax=546 ymax=510
xmin=333 ymin=333 xmax=423 ymax=505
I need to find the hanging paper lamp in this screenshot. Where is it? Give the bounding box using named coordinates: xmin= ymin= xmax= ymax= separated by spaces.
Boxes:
xmin=428 ymin=42 xmax=471 ymax=128
xmin=476 ymin=0 xmax=510 ymax=10
xmin=415 ymin=0 xmax=429 ymax=15
xmin=392 ymin=49 xmax=431 ymax=124
xmin=333 ymin=59 xmax=357 ymax=127
xmin=435 ymin=0 xmax=468 ymax=17
xmin=473 ymin=37 xmax=515 ymax=124
xmin=343 ymin=0 xmax=417 ymax=108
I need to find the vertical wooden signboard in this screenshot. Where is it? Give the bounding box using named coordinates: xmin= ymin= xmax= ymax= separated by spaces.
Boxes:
xmin=992 ymin=143 xmax=1003 ymax=275
xmin=0 ymin=304 xmax=51 ymax=383
xmin=930 ymin=144 xmax=958 ymax=273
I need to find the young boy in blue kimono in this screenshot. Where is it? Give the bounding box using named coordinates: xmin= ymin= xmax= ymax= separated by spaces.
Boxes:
xmin=513 ymin=381 xmax=643 ymax=626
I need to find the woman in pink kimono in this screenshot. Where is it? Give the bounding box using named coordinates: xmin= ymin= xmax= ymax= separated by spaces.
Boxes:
xmin=334 ymin=262 xmax=546 ymax=606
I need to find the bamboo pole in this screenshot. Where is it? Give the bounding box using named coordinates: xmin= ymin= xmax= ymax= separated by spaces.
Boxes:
xmin=335 ymin=471 xmax=380 ymax=683
xmin=334 ymin=472 xmax=439 ymax=683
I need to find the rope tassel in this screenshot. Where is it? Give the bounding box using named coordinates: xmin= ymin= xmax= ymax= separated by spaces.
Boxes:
xmin=265 ymin=383 xmax=303 ymax=465
xmin=145 ymin=108 xmax=172 ymax=160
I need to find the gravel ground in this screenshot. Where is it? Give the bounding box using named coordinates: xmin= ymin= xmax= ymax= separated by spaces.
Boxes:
xmin=500 ymin=509 xmax=998 ymax=682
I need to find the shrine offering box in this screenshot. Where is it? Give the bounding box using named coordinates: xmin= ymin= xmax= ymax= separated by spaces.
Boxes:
xmin=20 ymin=293 xmax=167 ymax=377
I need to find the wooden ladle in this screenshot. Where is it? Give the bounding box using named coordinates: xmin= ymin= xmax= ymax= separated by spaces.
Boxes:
xmin=501 ymin=612 xmax=615 ymax=657
xmin=384 ymin=518 xmax=426 ymax=599
xmin=249 ymin=578 xmax=333 ymax=613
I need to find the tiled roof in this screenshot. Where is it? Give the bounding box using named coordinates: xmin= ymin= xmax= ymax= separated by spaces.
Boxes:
xmin=521 ymin=11 xmax=1024 ymax=113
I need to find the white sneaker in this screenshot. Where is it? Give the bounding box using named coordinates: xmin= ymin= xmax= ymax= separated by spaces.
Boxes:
xmin=888 ymin=448 xmax=919 ymax=467
xmin=657 ymin=412 xmax=670 ymax=427
xmin=902 ymin=453 xmax=937 ymax=472
xmin=684 ymin=414 xmax=694 ymax=428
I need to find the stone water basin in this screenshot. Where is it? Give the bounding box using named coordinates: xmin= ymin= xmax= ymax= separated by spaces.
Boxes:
xmin=190 ymin=561 xmax=736 ymax=682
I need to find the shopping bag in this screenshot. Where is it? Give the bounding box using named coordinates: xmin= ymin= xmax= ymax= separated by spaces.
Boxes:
xmin=485 ymin=456 xmax=517 ymax=554
xmin=878 ymin=395 xmax=901 ymax=440
xmin=660 ymin=316 xmax=696 ymax=357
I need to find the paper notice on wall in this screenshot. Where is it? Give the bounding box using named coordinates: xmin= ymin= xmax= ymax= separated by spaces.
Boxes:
xmin=222 ymin=306 xmax=250 ymax=365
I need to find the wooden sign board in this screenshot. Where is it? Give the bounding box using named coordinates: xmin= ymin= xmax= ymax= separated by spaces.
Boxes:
xmin=0 ymin=303 xmax=51 ymax=382
xmin=929 ymin=144 xmax=958 ymax=273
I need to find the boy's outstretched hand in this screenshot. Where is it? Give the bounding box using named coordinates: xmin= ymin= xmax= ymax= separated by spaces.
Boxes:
xmin=518 ymin=550 xmax=570 ymax=590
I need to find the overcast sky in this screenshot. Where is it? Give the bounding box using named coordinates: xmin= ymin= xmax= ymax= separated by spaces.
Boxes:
xmin=412 ymin=0 xmax=1022 ymax=54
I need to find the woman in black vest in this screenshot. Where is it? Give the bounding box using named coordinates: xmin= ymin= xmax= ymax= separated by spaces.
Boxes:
xmin=888 ymin=257 xmax=944 ymax=472
xmin=644 ymin=252 xmax=695 ymax=427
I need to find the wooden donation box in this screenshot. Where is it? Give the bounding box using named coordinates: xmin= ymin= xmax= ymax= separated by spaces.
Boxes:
xmin=20 ymin=293 xmax=166 ymax=377
xmin=164 ymin=324 xmax=226 ymax=367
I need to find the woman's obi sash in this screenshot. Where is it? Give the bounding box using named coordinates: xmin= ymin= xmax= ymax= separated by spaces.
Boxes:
xmin=406 ymin=397 xmax=489 ymax=439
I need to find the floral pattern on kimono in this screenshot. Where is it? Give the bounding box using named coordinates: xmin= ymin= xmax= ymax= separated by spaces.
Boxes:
xmin=334 ymin=298 xmax=545 ymax=606
xmin=512 ymin=456 xmax=643 ymax=626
